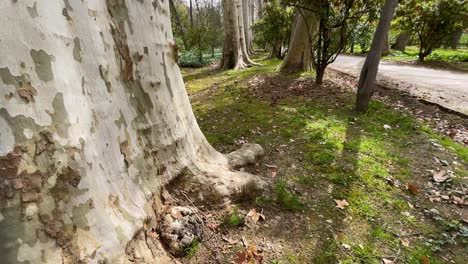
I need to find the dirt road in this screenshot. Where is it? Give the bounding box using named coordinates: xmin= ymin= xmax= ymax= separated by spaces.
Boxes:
xmin=329 ymin=55 xmax=468 ymax=115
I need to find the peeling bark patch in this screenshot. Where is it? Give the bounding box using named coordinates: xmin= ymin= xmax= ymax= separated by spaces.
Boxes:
xmin=63 ymin=0 xmax=73 ymax=11
xmin=72 ymin=200 xmax=92 ymax=230
xmin=99 ymin=65 xmax=112 ymax=92
xmin=27 ymin=2 xmax=38 ymax=18
xmin=114 ymin=110 xmax=127 ymax=128
xmin=0 ymin=68 xmax=37 ymax=102
xmin=161 ymin=53 xmax=173 ymax=98
xmin=62 ymin=8 xmax=72 ymax=21
xmin=81 ymin=77 xmax=86 ymax=95
xmin=30 ymin=49 xmax=54 ymax=82
xmin=0 ymin=146 xmax=25 ymax=206
xmin=73 ymin=37 xmax=82 ymax=62
xmin=50 ymin=166 xmax=81 ymax=201
xmin=106 ymin=0 xmax=134 ymax=34
xmin=120 ymin=140 xmax=132 ymax=167
xmin=48 ymin=93 xmax=70 ymax=138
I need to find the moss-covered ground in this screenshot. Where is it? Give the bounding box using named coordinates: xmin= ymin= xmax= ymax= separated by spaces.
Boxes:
xmin=180 ymin=54 xmax=467 ymax=264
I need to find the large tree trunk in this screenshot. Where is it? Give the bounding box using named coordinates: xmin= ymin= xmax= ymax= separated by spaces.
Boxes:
xmin=221 ymin=0 xmax=257 ymax=69
xmin=450 ymin=30 xmax=463 ymax=50
xmin=391 ymin=32 xmax=410 ymax=52
xmin=356 ymin=0 xmax=398 ymax=112
xmin=237 ymin=0 xmax=257 ymax=65
xmin=241 ymin=0 xmax=252 ymax=55
xmin=280 ymin=2 xmax=320 ymax=73
xmin=382 ymin=33 xmax=391 ymax=56
xmin=0 ymin=1 xmax=263 ymax=263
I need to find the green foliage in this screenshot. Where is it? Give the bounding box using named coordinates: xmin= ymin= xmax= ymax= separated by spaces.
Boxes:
xmin=170 ymin=0 xmax=223 ymax=65
xmin=253 ymin=0 xmax=293 ymax=58
xmin=179 ymin=48 xmax=222 ymax=68
xmin=181 ymin=237 xmax=200 ymax=259
xmin=275 ymin=179 xmax=304 ymax=211
xmin=222 ymin=206 xmax=244 ymax=227
xmin=395 ymin=0 xmax=468 ymax=61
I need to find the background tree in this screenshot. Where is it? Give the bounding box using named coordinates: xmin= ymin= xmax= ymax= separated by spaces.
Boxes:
xmin=279 ymin=0 xmax=320 ymax=73
xmin=311 ymin=0 xmax=380 ymax=84
xmin=0 ymin=0 xmax=263 ymax=262
xmin=170 ymin=0 xmax=224 ymax=67
xmin=395 ymin=0 xmax=468 ymax=61
xmin=253 ymin=0 xmax=294 ymax=59
xmin=221 ymin=0 xmax=257 ymax=69
xmin=356 ymin=0 xmax=398 ymax=112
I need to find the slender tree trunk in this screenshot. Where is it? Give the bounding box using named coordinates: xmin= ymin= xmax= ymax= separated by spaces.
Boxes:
xmin=190 ymin=0 xmax=194 ymax=26
xmin=221 ymin=0 xmax=256 ymax=69
xmin=237 ymin=0 xmax=257 ymax=65
xmin=315 ymin=66 xmax=325 ymax=85
xmin=450 ymin=30 xmax=463 ymax=50
xmin=169 ymin=0 xmax=189 ymax=50
xmin=0 ymin=0 xmax=264 ymax=262
xmin=249 ymin=0 xmax=256 ymax=53
xmin=382 ymin=33 xmax=391 ymax=56
xmin=391 ymin=32 xmax=410 ymax=52
xmin=356 ymin=0 xmax=398 ymax=112
xmin=280 ymin=2 xmax=320 ymax=73
xmin=257 ymin=0 xmax=263 ymax=19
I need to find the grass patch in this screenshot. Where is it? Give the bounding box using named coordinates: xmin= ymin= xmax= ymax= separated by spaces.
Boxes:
xmin=275 ymin=179 xmax=304 ymax=211
xmin=222 ymin=206 xmax=244 ymax=227
xmin=181 ymin=237 xmax=200 ymax=259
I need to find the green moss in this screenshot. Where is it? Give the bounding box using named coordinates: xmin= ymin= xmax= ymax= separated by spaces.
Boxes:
xmin=222 ymin=206 xmax=244 ymax=227
xmin=182 ymin=54 xmax=466 ymax=264
xmin=275 ymin=179 xmax=304 ymax=211
xmin=182 ymin=237 xmax=200 ymax=259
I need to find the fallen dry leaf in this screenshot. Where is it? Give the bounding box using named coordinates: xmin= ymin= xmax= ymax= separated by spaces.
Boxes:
xmin=407 ymin=183 xmax=420 ymax=195
xmin=421 ymin=256 xmax=430 ymax=264
xmin=170 ymin=211 xmax=183 ymax=219
xmin=335 ymin=232 xmax=345 ymax=242
xmin=233 ymin=251 xmax=247 ymax=264
xmin=246 ymin=209 xmax=265 ymax=224
xmin=222 ymin=236 xmax=239 ymax=245
xmin=206 ymin=223 xmax=219 ymax=232
xmin=264 ymin=163 xmax=278 ymax=169
xmin=400 ymin=238 xmax=410 ymax=247
xmin=432 ymin=170 xmax=448 ymax=182
xmin=335 ymin=199 xmax=349 ymax=209
xmin=429 ymin=197 xmax=441 ymax=202
xmin=382 ymin=258 xmax=395 ymax=264
xmin=341 ymin=243 xmax=351 ymax=250
xmin=271 ymin=171 xmax=277 ymax=177
xmin=453 ymin=196 xmax=466 ymax=205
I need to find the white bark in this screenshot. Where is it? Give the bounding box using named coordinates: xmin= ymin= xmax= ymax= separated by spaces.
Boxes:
xmin=280 ymin=2 xmax=320 ymax=73
xmin=221 ymin=0 xmax=257 ymax=69
xmin=0 ymin=0 xmax=263 ymax=263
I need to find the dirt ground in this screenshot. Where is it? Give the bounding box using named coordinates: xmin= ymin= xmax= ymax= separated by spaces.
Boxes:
xmin=170 ymin=59 xmax=467 ymax=264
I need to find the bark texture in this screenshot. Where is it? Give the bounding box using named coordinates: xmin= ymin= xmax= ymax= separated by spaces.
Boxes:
xmin=382 ymin=33 xmax=391 ymax=56
xmin=391 ymin=32 xmax=410 ymax=52
xmin=356 ymin=0 xmax=398 ymax=112
xmin=0 ymin=0 xmax=263 ymax=263
xmin=450 ymin=30 xmax=463 ymax=50
xmin=280 ymin=1 xmax=320 ymax=73
xmin=221 ymin=0 xmax=257 ymax=69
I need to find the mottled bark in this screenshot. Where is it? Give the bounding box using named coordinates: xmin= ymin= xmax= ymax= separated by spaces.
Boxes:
xmin=391 ymin=32 xmax=410 ymax=52
xmin=0 ymin=0 xmax=263 ymax=263
xmin=382 ymin=33 xmax=391 ymax=56
xmin=280 ymin=2 xmax=320 ymax=73
xmin=356 ymin=0 xmax=398 ymax=112
xmin=450 ymin=30 xmax=463 ymax=50
xmin=221 ymin=0 xmax=257 ymax=69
